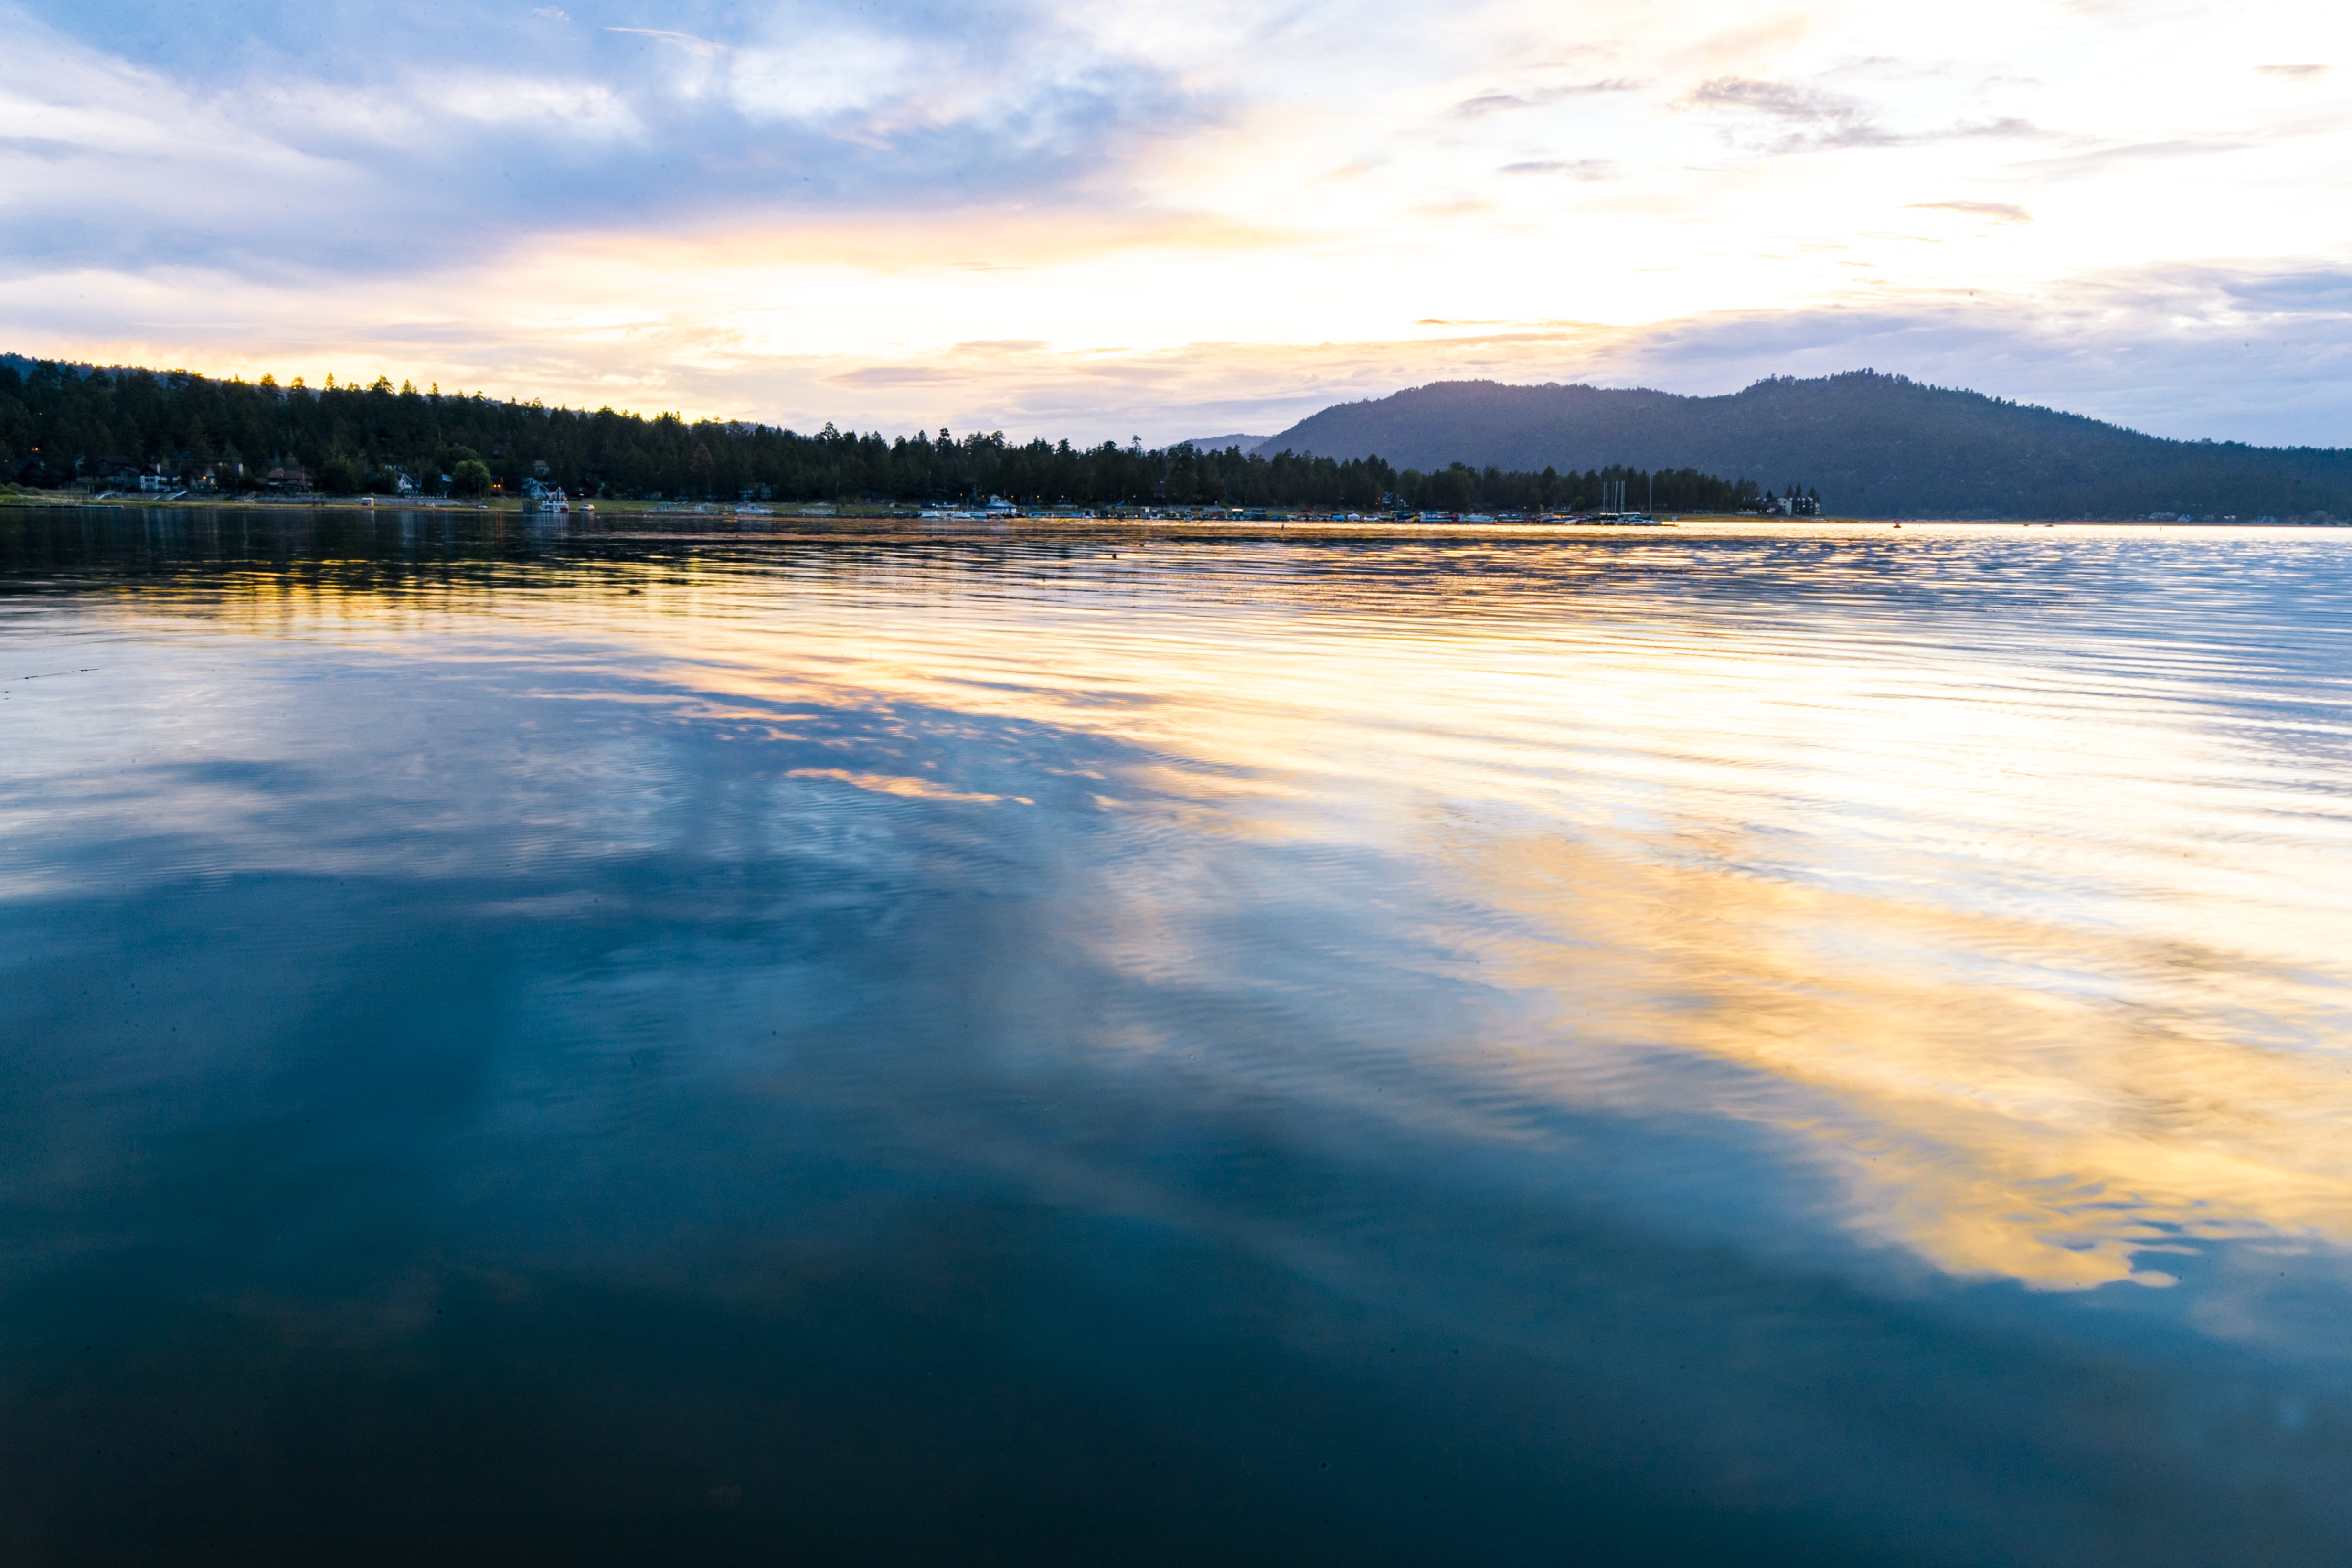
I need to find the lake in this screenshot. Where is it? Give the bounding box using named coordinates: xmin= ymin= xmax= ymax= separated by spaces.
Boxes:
xmin=5 ymin=508 xmax=2352 ymax=1565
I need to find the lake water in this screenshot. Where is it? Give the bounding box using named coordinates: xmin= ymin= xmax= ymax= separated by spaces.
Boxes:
xmin=5 ymin=508 xmax=2352 ymax=1565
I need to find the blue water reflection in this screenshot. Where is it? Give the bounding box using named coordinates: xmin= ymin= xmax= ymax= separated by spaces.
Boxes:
xmin=5 ymin=509 xmax=2352 ymax=1565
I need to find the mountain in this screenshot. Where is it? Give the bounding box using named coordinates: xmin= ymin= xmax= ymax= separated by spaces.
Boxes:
xmin=1258 ymin=372 xmax=2352 ymax=519
xmin=1177 ymin=433 xmax=1271 ymax=454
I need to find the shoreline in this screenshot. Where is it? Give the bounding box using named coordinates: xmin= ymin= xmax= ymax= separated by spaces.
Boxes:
xmin=1 ymin=495 xmax=2344 ymax=529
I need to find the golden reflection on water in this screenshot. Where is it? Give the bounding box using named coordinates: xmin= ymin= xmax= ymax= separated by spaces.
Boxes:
xmin=1463 ymin=832 xmax=2352 ymax=1288
xmin=97 ymin=523 xmax=2352 ymax=1289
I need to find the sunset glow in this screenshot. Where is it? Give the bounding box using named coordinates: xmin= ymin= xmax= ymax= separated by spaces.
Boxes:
xmin=5 ymin=0 xmax=2352 ymax=441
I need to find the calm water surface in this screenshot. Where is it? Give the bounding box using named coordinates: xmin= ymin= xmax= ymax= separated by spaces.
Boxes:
xmin=5 ymin=509 xmax=2352 ymax=1565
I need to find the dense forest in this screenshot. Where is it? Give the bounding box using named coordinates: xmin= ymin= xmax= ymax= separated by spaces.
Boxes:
xmin=1265 ymin=371 xmax=2352 ymax=519
xmin=0 ymin=358 xmax=1763 ymax=514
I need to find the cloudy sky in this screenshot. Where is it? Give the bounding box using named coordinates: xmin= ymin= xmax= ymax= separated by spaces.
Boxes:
xmin=3 ymin=0 xmax=2349 ymax=443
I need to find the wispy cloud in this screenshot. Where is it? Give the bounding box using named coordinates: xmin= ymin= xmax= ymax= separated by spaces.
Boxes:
xmin=827 ymin=365 xmax=968 ymax=386
xmin=1499 ymin=159 xmax=1615 ymax=179
xmin=1452 ymin=79 xmax=1641 ymax=117
xmin=1687 ymin=76 xmax=1894 ymax=149
xmin=603 ymin=26 xmax=727 ymax=57
xmin=2002 ymin=139 xmax=2249 ymax=180
xmin=1685 ymin=76 xmax=2039 ymax=152
xmin=2256 ymin=63 xmax=2330 ymax=77
xmin=1907 ymin=201 xmax=2031 ymax=223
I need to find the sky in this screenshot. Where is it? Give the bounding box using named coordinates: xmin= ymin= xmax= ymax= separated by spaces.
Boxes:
xmin=2 ymin=0 xmax=2350 ymax=445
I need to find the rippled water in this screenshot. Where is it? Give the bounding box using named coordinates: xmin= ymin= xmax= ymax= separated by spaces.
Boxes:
xmin=6 ymin=508 xmax=2352 ymax=1565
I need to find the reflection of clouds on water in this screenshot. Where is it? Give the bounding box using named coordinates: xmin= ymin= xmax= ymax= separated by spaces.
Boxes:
xmin=1458 ymin=829 xmax=2352 ymax=1290
xmin=21 ymin=518 xmax=2352 ymax=1300
xmin=610 ymin=526 xmax=2352 ymax=1295
xmin=13 ymin=516 xmax=2352 ymax=1559
xmin=611 ymin=525 xmax=2352 ymax=1295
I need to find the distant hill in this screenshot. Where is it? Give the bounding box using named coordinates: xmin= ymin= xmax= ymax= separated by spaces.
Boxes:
xmin=1260 ymin=372 xmax=2352 ymax=519
xmin=1177 ymin=433 xmax=1271 ymax=455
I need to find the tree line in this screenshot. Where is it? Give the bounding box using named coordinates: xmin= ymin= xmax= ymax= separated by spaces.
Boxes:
xmin=0 ymin=359 xmax=1767 ymax=512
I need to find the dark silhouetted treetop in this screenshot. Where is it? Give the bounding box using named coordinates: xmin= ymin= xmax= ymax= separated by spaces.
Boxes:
xmin=0 ymin=358 xmax=1761 ymax=514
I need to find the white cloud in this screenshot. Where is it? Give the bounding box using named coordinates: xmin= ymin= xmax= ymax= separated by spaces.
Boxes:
xmin=5 ymin=0 xmax=2352 ymax=440
xmin=603 ymin=26 xmax=727 ymax=58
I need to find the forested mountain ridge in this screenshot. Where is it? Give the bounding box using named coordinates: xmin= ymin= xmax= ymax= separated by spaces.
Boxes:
xmin=0 ymin=358 xmax=1759 ymax=513
xmin=1263 ymin=372 xmax=2352 ymax=519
